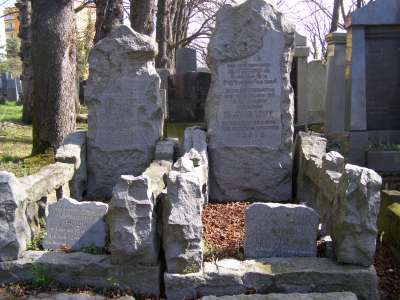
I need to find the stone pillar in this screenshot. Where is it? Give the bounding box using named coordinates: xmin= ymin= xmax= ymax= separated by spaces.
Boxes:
xmin=324 ymin=32 xmax=347 ymax=135
xmin=294 ymin=32 xmax=310 ymax=125
xmin=176 ymin=48 xmax=197 ymax=74
xmin=206 ymin=0 xmax=295 ymax=202
xmin=86 ymin=25 xmax=164 ymax=197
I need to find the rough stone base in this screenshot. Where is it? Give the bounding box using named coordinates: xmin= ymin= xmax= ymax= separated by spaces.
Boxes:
xmin=202 ymin=292 xmax=358 ymax=300
xmin=164 ymin=258 xmax=378 ymax=300
xmin=0 ymin=251 xmax=160 ymax=297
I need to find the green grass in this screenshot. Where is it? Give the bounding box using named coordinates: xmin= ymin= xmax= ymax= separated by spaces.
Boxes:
xmin=0 ymin=102 xmax=55 ymax=177
xmin=165 ymin=122 xmax=205 ymax=141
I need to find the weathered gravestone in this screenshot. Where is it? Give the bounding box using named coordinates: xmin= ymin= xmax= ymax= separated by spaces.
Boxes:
xmin=244 ymin=203 xmax=319 ymax=258
xmin=206 ymin=0 xmax=295 ymax=202
xmin=176 ymin=48 xmax=197 ymax=74
xmin=43 ymin=198 xmax=108 ymax=251
xmin=0 ymin=172 xmax=31 ymax=261
xmin=86 ymin=25 xmax=163 ymax=196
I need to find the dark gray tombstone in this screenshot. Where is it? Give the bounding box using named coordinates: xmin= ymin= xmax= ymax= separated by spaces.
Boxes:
xmin=168 ymin=72 xmax=211 ymax=122
xmin=7 ymin=78 xmax=19 ymax=102
xmin=345 ymin=0 xmax=400 ymax=165
xmin=176 ymin=48 xmax=197 ymax=74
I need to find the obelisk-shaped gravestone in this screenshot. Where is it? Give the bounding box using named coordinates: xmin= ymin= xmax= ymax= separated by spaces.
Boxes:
xmin=206 ymin=0 xmax=295 ymax=202
xmin=86 ymin=25 xmax=164 ymax=196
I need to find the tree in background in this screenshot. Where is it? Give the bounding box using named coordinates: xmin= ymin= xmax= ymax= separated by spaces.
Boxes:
xmin=77 ymin=8 xmax=95 ymax=79
xmin=94 ymin=0 xmax=123 ymax=43
xmin=0 ymin=38 xmax=23 ymax=76
xmin=130 ymin=0 xmax=156 ymax=35
xmin=16 ymin=0 xmax=33 ymax=124
xmin=31 ymin=0 xmax=77 ymax=154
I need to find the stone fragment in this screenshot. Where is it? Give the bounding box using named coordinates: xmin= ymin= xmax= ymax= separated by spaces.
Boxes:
xmin=19 ymin=163 xmax=74 ymax=203
xmin=143 ymin=160 xmax=172 ymax=199
xmin=0 ymin=172 xmax=31 ymax=261
xmin=331 ymin=164 xmax=382 ymax=266
xmin=202 ymin=292 xmax=358 ymax=300
xmin=86 ymin=25 xmax=163 ymax=197
xmin=43 ymin=198 xmax=108 ymax=251
xmin=56 ymin=131 xmax=87 ymax=200
xmin=244 ymin=203 xmax=319 ymax=258
xmin=0 ymin=251 xmax=160 ymax=296
xmin=108 ymin=175 xmax=159 ymax=266
xmin=295 ymin=131 xmax=327 ymax=208
xmin=164 ymin=257 xmax=378 ymax=300
xmin=183 ymin=127 xmax=209 ymax=204
xmin=163 ymin=170 xmax=203 ymax=273
xmin=206 ymin=0 xmax=295 ymax=202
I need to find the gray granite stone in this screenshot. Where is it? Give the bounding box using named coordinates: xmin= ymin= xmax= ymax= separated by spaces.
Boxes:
xmin=176 ymin=48 xmax=197 ymax=74
xmin=43 ymin=198 xmax=108 ymax=251
xmin=305 ymin=60 xmax=326 ymax=124
xmin=108 ymin=175 xmax=159 ymax=266
xmin=56 ymin=131 xmax=87 ymax=200
xmin=154 ymin=138 xmax=177 ymax=162
xmin=331 ymin=164 xmax=382 ymax=266
xmin=244 ymin=203 xmax=319 ymax=258
xmin=163 ymin=170 xmax=203 ymax=273
xmin=164 ymin=257 xmax=378 ymax=300
xmin=0 ymin=172 xmax=31 ymax=261
xmin=86 ymin=25 xmax=163 ymax=197
xmin=206 ymin=0 xmax=295 ymax=202
xmin=0 ymin=251 xmax=160 ymax=296
xmin=324 ymin=32 xmax=346 ymax=134
xmin=202 ymin=292 xmax=358 ymax=300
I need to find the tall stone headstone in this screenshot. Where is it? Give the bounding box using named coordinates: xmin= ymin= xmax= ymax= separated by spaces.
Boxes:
xmin=176 ymin=48 xmax=197 ymax=74
xmin=206 ymin=0 xmax=295 ymax=202
xmin=86 ymin=25 xmax=164 ymax=196
xmin=325 ymin=32 xmax=346 ymax=134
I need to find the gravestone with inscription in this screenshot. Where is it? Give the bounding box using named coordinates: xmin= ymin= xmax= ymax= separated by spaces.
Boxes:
xmin=206 ymin=0 xmax=295 ymax=202
xmin=244 ymin=203 xmax=319 ymax=258
xmin=86 ymin=25 xmax=163 ymax=196
xmin=43 ymin=198 xmax=108 ymax=251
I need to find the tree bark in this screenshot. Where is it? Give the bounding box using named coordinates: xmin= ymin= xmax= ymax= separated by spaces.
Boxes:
xmin=329 ymin=0 xmax=341 ymax=33
xmin=31 ymin=0 xmax=77 ymax=154
xmin=16 ymin=0 xmax=33 ymax=124
xmin=130 ymin=0 xmax=156 ymax=36
xmin=356 ymin=0 xmax=362 ymax=8
xmin=94 ymin=0 xmax=123 ymax=44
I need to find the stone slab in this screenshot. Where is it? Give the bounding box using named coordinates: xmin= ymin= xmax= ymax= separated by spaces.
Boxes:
xmin=202 ymin=292 xmax=358 ymax=300
xmin=244 ymin=203 xmax=319 ymax=258
xmin=0 ymin=251 xmax=160 ymax=297
xmin=164 ymin=257 xmax=378 ymax=300
xmin=43 ymin=198 xmax=108 ymax=251
xmin=206 ymin=0 xmax=294 ymax=202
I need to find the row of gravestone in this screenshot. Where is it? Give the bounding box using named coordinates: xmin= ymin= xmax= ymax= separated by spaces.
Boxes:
xmin=0 ymin=72 xmax=22 ymax=103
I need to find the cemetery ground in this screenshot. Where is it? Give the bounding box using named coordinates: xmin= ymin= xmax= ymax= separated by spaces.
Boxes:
xmin=0 ymin=201 xmax=400 ymax=299
xmin=0 ymin=102 xmax=87 ymax=177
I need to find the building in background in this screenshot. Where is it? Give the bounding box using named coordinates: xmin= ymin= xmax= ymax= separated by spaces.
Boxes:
xmin=3 ymin=6 xmax=19 ymax=40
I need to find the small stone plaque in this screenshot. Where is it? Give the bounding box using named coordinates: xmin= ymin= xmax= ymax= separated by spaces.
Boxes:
xmin=43 ymin=198 xmax=108 ymax=251
xmin=244 ymin=203 xmax=319 ymax=258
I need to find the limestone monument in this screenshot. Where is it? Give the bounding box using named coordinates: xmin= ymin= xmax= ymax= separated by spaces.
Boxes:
xmin=206 ymin=0 xmax=295 ymax=202
xmin=86 ymin=25 xmax=164 ymax=196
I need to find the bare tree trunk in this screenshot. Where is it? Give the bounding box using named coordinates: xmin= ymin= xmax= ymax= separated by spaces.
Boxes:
xmin=329 ymin=0 xmax=341 ymax=33
xmin=31 ymin=0 xmax=77 ymax=154
xmin=94 ymin=0 xmax=123 ymax=44
xmin=16 ymin=0 xmax=33 ymax=124
xmin=130 ymin=0 xmax=156 ymax=36
xmin=356 ymin=0 xmax=362 ymax=8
